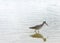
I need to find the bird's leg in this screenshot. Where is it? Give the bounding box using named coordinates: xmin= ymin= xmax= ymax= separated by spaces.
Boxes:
xmin=38 ymin=30 xmax=39 ymax=33
xmin=34 ymin=29 xmax=36 ymax=33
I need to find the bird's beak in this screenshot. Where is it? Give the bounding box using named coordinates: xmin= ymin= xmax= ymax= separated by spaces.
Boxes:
xmin=45 ymin=23 xmax=48 ymax=26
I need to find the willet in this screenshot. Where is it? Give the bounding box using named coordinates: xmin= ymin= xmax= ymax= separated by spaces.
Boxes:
xmin=29 ymin=21 xmax=48 ymax=33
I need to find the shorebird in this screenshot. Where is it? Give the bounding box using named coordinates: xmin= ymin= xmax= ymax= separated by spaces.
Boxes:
xmin=29 ymin=21 xmax=48 ymax=33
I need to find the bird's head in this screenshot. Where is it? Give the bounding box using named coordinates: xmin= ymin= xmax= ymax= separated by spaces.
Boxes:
xmin=43 ymin=21 xmax=48 ymax=26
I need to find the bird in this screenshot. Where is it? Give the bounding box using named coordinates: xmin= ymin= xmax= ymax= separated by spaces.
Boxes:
xmin=29 ymin=21 xmax=48 ymax=33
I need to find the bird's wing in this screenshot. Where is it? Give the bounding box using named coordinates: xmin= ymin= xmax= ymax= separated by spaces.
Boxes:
xmin=34 ymin=25 xmax=40 ymax=27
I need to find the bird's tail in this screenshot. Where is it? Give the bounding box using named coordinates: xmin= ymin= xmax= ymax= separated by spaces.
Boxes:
xmin=29 ymin=27 xmax=34 ymax=29
xmin=29 ymin=27 xmax=32 ymax=29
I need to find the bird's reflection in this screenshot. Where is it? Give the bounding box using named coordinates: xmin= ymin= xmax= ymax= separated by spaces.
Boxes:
xmin=30 ymin=32 xmax=46 ymax=42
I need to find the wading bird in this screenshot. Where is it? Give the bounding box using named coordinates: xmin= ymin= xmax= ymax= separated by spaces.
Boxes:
xmin=29 ymin=21 xmax=48 ymax=33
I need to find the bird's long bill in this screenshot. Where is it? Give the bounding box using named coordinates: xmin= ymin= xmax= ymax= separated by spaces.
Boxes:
xmin=45 ymin=22 xmax=48 ymax=26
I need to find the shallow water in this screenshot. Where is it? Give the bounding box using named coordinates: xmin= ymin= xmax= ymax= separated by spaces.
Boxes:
xmin=0 ymin=31 xmax=60 ymax=43
xmin=0 ymin=0 xmax=60 ymax=43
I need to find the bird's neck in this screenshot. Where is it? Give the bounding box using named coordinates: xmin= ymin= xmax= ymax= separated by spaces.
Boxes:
xmin=41 ymin=22 xmax=45 ymax=26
